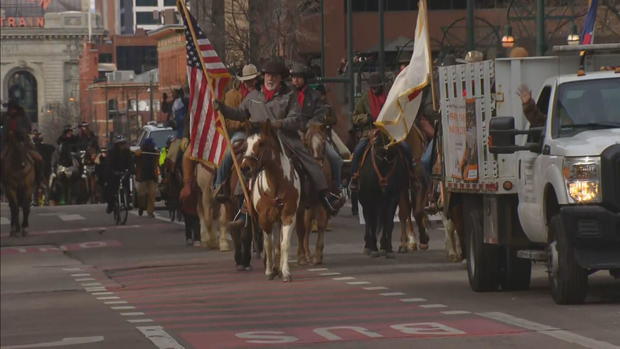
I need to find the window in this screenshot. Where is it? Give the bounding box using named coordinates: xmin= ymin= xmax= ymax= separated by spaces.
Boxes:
xmin=135 ymin=0 xmax=157 ymax=6
xmin=136 ymin=11 xmax=159 ymax=25
xmin=98 ymin=53 xmax=112 ymax=63
xmin=163 ymin=0 xmax=176 ymax=6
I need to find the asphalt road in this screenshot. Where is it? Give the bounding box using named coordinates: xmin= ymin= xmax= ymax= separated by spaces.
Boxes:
xmin=1 ymin=202 xmax=619 ymax=349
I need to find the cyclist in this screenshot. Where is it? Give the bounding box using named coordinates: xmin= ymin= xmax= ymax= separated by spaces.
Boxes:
xmin=105 ymin=135 xmax=133 ymax=214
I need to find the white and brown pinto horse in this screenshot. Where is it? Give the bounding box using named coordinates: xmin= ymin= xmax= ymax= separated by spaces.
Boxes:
xmin=241 ymin=121 xmax=301 ymax=282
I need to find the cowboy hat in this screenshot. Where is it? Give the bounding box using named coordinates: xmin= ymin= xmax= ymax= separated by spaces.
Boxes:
xmin=367 ymin=72 xmax=384 ymax=88
xmin=289 ymin=63 xmax=310 ymax=78
xmin=261 ymin=59 xmax=288 ymax=76
xmin=237 ymin=64 xmax=260 ymax=81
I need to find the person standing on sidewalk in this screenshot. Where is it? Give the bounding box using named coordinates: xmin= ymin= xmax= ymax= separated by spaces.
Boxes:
xmin=134 ymin=138 xmax=158 ymax=217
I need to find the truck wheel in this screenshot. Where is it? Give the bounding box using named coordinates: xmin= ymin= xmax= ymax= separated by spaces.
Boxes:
xmin=500 ymin=247 xmax=531 ymax=291
xmin=548 ymin=215 xmax=588 ymax=304
xmin=465 ymin=201 xmax=500 ymax=291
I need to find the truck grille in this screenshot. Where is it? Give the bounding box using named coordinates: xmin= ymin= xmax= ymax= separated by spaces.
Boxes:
xmin=601 ymin=144 xmax=620 ymax=213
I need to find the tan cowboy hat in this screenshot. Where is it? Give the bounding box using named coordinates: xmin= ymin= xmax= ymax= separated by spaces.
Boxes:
xmin=237 ymin=64 xmax=260 ymax=81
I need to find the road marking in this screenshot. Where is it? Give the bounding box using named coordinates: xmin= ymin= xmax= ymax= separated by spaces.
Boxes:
xmin=363 ymin=286 xmax=388 ymax=290
xmin=81 ymin=282 xmax=102 ymax=287
xmin=92 ymin=292 xmax=114 ymax=296
xmin=121 ymin=312 xmax=145 ymax=316
xmin=62 ymin=267 xmax=82 ymax=272
xmin=0 ymin=217 xmax=9 ymax=225
xmin=420 ymin=304 xmax=447 ymax=308
xmin=347 ymin=281 xmax=371 ymax=285
xmin=479 ymin=312 xmax=620 ymax=349
xmin=400 ymin=298 xmax=427 ymax=303
xmin=70 ymin=273 xmax=90 ymax=277
xmin=104 ymin=301 xmax=128 ymax=304
xmin=85 ymin=287 xmax=106 ymax=292
xmin=380 ymin=292 xmax=406 ymax=296
xmin=74 ymin=278 xmax=95 ymax=282
xmin=111 ymin=306 xmax=136 ymax=310
xmin=96 ymin=296 xmax=120 ymax=300
xmin=441 ymin=310 xmax=471 ymax=315
xmin=128 ymin=319 xmax=154 ymax=323
xmin=0 ymin=336 xmax=104 ymax=348
xmin=320 ymin=272 xmax=341 ymax=276
xmin=333 ymin=276 xmax=355 ymax=281
xmin=136 ymin=326 xmax=185 ymax=349
xmin=58 ymin=214 xmax=85 ymax=222
xmin=307 ymin=268 xmax=328 ymax=272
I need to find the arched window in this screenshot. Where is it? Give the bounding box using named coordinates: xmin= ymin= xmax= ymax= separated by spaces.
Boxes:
xmin=7 ymin=71 xmax=38 ymax=123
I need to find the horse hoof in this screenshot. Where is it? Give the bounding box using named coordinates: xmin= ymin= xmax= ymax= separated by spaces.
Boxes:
xmin=385 ymin=252 xmax=395 ymax=259
xmin=408 ymin=243 xmax=418 ymax=251
xmin=419 ymin=243 xmax=429 ymax=250
xmin=370 ymin=251 xmax=381 ymax=258
xmin=267 ymin=273 xmax=277 ymax=280
xmin=397 ymin=246 xmax=406 ymax=253
xmin=297 ymin=258 xmax=308 ymax=266
xmin=21 ymin=229 xmax=28 ymax=237
xmin=363 ymin=248 xmax=371 ymax=255
xmin=282 ymin=275 xmax=292 ymax=283
xmin=312 ymin=257 xmax=323 ymax=265
xmin=244 ymin=265 xmax=253 ymax=272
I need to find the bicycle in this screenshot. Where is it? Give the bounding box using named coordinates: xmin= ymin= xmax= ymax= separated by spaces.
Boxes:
xmin=113 ymin=170 xmax=132 ymax=225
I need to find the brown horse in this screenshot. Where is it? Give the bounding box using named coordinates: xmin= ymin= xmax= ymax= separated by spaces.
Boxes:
xmin=240 ymin=121 xmax=301 ymax=282
xmin=0 ymin=137 xmax=36 ymax=236
xmin=298 ymin=123 xmax=331 ymax=265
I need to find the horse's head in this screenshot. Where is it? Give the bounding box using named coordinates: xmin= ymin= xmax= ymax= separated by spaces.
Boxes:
xmin=304 ymin=122 xmax=328 ymax=162
xmin=241 ymin=120 xmax=278 ymax=178
xmin=369 ymin=129 xmax=395 ymax=162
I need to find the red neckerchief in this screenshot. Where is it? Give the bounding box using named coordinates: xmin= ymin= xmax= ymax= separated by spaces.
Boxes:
xmin=240 ymin=83 xmax=249 ymax=99
xmin=262 ymin=86 xmax=277 ymax=102
xmin=297 ymin=85 xmax=306 ymax=108
xmin=368 ymin=90 xmax=387 ymax=120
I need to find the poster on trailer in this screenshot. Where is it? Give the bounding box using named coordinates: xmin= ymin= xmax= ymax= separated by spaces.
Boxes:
xmin=446 ymin=97 xmax=479 ymax=182
xmin=462 ymin=98 xmax=479 ymax=181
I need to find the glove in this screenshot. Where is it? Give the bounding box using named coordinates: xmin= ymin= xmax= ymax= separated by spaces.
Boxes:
xmin=271 ymin=119 xmax=284 ymax=129
xmin=213 ymin=99 xmax=223 ymax=111
xmin=352 ymin=113 xmax=370 ymax=127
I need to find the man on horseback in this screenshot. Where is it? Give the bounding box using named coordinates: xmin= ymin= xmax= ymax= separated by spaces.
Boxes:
xmin=214 ymin=59 xmax=344 ymax=215
xmin=77 ymin=121 xmax=99 ymax=152
xmin=0 ymin=100 xmax=44 ymax=189
xmin=289 ymin=63 xmax=344 ymax=193
xmin=349 ymin=73 xmax=412 ymax=191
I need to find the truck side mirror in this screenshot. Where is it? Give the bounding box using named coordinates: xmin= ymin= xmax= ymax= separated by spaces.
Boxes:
xmin=489 ymin=117 xmax=516 ymax=154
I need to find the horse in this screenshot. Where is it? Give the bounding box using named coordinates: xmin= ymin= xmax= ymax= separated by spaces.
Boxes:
xmin=50 ymin=146 xmax=81 ymax=205
xmin=196 ymin=162 xmax=230 ymax=251
xmin=240 ymin=121 xmax=301 ymax=282
xmin=0 ymin=136 xmax=36 ymax=236
xmin=358 ymin=130 xmax=409 ymax=258
xmin=161 ymin=142 xmax=184 ymax=221
xmin=298 ymin=123 xmax=331 ymax=265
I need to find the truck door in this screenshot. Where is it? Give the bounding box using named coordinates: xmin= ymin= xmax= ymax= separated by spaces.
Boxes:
xmin=517 ymin=85 xmax=552 ymax=243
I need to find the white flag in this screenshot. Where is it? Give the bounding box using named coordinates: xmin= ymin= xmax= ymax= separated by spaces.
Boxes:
xmin=375 ymin=0 xmax=431 ymax=144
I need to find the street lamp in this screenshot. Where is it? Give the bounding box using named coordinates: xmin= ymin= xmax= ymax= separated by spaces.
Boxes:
xmin=501 ymin=24 xmax=515 ymax=48
xmin=567 ymin=23 xmax=580 ymax=45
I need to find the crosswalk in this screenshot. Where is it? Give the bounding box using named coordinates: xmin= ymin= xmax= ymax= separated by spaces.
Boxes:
xmin=105 ymin=261 xmax=525 ymax=349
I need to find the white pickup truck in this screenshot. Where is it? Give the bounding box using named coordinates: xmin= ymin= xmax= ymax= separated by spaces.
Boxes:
xmin=438 ymin=44 xmax=620 ymax=304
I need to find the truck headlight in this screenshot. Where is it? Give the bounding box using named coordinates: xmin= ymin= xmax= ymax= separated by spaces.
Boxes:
xmin=563 ymin=157 xmax=601 ymax=203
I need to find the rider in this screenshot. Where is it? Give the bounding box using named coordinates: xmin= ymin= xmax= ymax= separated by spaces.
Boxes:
xmin=213 ymin=63 xmax=260 ymax=202
xmin=105 ymin=135 xmax=133 ymax=214
xmin=289 ymin=63 xmax=344 ymax=193
xmin=135 ymin=137 xmax=158 ymax=217
xmin=214 ymin=59 xmax=345 ymax=215
xmin=349 ymin=72 xmax=412 ymax=191
xmin=77 ymin=121 xmax=99 ymax=152
xmin=171 ymin=89 xmax=187 ymax=139
xmin=0 ymin=99 xmax=44 ymax=188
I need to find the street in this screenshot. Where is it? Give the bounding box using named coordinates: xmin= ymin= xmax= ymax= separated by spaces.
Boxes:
xmin=1 ymin=202 xmax=619 ymax=349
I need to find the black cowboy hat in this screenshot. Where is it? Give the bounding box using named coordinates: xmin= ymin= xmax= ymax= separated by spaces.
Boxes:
xmin=261 ymin=59 xmax=288 ymax=76
xmin=289 ymin=63 xmax=310 ymax=78
xmin=397 ymin=51 xmax=412 ymax=64
xmin=367 ymin=72 xmax=384 ymax=88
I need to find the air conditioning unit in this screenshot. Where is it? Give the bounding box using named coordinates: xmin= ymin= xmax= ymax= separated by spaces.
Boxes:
xmin=106 ymin=70 xmax=135 ymax=82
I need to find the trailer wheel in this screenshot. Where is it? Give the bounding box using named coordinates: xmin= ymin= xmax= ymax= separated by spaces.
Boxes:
xmin=465 ymin=200 xmax=500 ymax=291
xmin=548 ymin=215 xmax=588 ymax=304
xmin=500 ymin=247 xmax=531 ymax=291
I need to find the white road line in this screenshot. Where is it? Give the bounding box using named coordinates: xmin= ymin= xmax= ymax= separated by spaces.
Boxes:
xmin=111 ymin=306 xmax=136 ymax=310
xmin=420 ymin=304 xmax=447 ymax=308
xmin=97 ymin=296 xmax=120 ymax=300
xmin=92 ymin=292 xmax=114 ymax=296
xmin=81 ymin=282 xmax=102 ymax=287
xmin=75 ymin=278 xmax=95 ymax=282
xmin=59 ymin=214 xmax=85 ymax=221
xmin=479 ymin=312 xmax=620 ymax=349
xmin=320 ymin=272 xmax=341 ymax=276
xmin=380 ymin=292 xmax=406 ymax=296
xmin=347 ymin=281 xmax=371 ymax=285
xmin=128 ymin=319 xmax=154 ymax=323
xmin=0 ymin=336 xmax=104 ymax=348
xmin=136 ymin=326 xmax=185 ymax=349
xmin=120 ymin=312 xmax=145 ymax=316
xmin=104 ymin=301 xmax=128 ymax=304
xmin=400 ymin=298 xmax=427 ymax=303
xmin=307 ymin=268 xmax=328 ymax=272
xmin=333 ymin=276 xmax=355 ymax=281
xmin=441 ymin=310 xmax=471 ymax=315
xmin=62 ymin=267 xmax=82 ymax=272
xmin=71 ymin=273 xmax=90 ymax=277
xmin=85 ymin=287 xmax=106 ymax=292
xmin=363 ymin=286 xmax=388 ymax=290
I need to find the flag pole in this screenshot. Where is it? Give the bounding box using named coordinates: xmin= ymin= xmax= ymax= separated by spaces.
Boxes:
xmin=177 ymin=0 xmax=255 ymax=216
xmin=421 ymin=0 xmax=438 ymax=112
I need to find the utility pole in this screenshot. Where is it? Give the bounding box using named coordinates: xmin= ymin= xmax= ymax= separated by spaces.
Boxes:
xmin=149 ymin=76 xmax=154 ymax=122
xmin=536 ymin=0 xmax=547 ymax=55
xmin=347 ymin=0 xmax=354 ymax=115
xmin=104 ymin=83 xmax=109 ymax=145
xmin=378 ymin=0 xmax=385 ymax=78
xmin=466 ymin=0 xmax=475 ymax=51
xmin=320 ymin=0 xmax=325 ymax=76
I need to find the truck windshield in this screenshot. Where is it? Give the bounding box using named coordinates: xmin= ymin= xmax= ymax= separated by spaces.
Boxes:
xmin=553 ymin=78 xmax=620 ymax=138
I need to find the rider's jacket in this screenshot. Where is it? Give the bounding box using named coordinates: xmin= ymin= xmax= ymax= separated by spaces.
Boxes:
xmin=77 ymin=131 xmax=99 ymax=151
xmin=295 ymin=85 xmax=328 ymax=128
xmin=56 ymin=135 xmax=79 ymax=167
xmin=106 ymin=146 xmax=133 ymax=178
xmin=1 ymin=112 xmax=32 ymax=142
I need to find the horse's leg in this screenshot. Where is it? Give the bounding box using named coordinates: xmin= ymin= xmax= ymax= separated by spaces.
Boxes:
xmin=229 ymin=205 xmax=243 ymax=269
xmin=443 ymin=215 xmax=459 ymax=262
xmin=196 ymin=167 xmax=217 ymax=249
xmin=264 ymin=231 xmax=275 ymax=280
xmin=280 ymin=219 xmax=294 ymax=282
xmin=362 ymin=204 xmax=379 ymax=256
xmin=296 ymin=209 xmax=307 ymax=265
xmin=381 ymin=199 xmax=398 ymax=258
xmin=303 ymin=210 xmax=313 ymax=263
xmin=313 ymin=209 xmax=328 ymax=265
xmin=9 ymin=199 xmax=19 ymax=236
xmin=241 ymin=220 xmax=253 ymax=269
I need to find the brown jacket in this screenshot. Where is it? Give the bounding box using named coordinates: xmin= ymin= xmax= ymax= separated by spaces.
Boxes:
xmin=522 ymin=99 xmax=546 ymax=127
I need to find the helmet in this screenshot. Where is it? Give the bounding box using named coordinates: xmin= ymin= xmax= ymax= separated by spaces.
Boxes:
xmin=289 ymin=63 xmax=310 ymax=78
xmin=63 ymin=125 xmax=73 ymax=133
xmin=113 ymin=135 xmax=127 ymax=144
xmin=166 ymin=135 xmax=176 ymax=146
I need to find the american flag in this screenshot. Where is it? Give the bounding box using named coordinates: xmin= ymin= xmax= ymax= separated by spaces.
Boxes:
xmin=581 ymin=0 xmax=598 ymax=45
xmin=179 ymin=0 xmax=230 ymax=165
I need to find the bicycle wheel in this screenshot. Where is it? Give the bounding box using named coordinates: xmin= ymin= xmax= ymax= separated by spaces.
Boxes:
xmin=119 ymin=187 xmax=129 ymax=225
